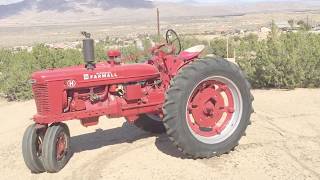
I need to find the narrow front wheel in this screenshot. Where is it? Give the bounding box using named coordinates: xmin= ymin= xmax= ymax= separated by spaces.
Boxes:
xmin=22 ymin=124 xmax=46 ymax=173
xmin=42 ymin=123 xmax=71 ymax=173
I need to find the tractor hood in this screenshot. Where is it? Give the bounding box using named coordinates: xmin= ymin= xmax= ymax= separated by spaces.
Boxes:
xmin=31 ymin=62 xmax=160 ymax=88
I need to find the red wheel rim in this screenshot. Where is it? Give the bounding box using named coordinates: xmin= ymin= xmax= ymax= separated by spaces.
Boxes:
xmin=56 ymin=132 xmax=67 ymax=161
xmin=186 ymin=76 xmax=242 ymax=144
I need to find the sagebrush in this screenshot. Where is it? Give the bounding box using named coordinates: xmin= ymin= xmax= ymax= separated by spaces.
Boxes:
xmin=0 ymin=30 xmax=319 ymax=101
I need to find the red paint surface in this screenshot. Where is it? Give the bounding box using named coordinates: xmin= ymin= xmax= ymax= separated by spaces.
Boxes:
xmin=31 ymin=44 xmax=200 ymax=126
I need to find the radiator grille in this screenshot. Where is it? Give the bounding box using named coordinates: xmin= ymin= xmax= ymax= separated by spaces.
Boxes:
xmin=33 ymin=84 xmax=50 ymax=114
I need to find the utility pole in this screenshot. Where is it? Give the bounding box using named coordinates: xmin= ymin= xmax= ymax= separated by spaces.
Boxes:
xmin=226 ymin=36 xmax=229 ymax=59
xmin=157 ymin=8 xmax=160 ymax=38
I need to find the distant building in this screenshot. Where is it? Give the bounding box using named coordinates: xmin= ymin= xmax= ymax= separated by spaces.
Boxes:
xmin=135 ymin=39 xmax=144 ymax=50
xmin=233 ymin=29 xmax=245 ymax=36
xmin=12 ymin=46 xmax=33 ymax=52
xmin=274 ymin=21 xmax=299 ymax=31
xmin=274 ymin=21 xmax=292 ymax=31
xmin=312 ymin=24 xmax=320 ymax=31
xmin=45 ymin=41 xmax=80 ymax=50
xmin=260 ymin=27 xmax=271 ymax=33
xmin=259 ymin=27 xmax=271 ymax=39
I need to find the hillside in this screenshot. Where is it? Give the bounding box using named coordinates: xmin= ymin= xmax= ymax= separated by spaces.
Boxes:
xmin=1 ymin=0 xmax=320 ymax=47
xmin=1 ymin=0 xmax=320 ymax=26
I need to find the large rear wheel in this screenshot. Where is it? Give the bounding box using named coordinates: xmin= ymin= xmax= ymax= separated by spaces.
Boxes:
xmin=163 ymin=58 xmax=253 ymax=158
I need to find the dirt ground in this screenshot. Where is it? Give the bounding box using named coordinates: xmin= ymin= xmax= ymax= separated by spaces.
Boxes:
xmin=0 ymin=89 xmax=319 ymax=180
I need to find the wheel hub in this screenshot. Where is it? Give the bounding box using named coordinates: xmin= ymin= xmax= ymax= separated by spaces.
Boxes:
xmin=187 ymin=80 xmax=235 ymax=137
xmin=35 ymin=136 xmax=43 ymax=157
xmin=35 ymin=128 xmax=46 ymax=157
xmin=56 ymin=133 xmax=66 ymax=161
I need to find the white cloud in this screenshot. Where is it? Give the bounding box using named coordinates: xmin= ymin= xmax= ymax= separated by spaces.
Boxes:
xmin=0 ymin=0 xmax=272 ymax=6
xmin=0 ymin=0 xmax=24 ymax=5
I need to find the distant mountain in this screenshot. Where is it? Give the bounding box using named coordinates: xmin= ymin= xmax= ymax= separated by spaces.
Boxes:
xmin=0 ymin=0 xmax=320 ymax=26
xmin=0 ymin=0 xmax=154 ymax=18
xmin=0 ymin=0 xmax=33 ymax=18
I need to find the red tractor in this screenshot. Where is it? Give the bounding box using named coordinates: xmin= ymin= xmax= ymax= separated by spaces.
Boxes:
xmin=22 ymin=30 xmax=253 ymax=173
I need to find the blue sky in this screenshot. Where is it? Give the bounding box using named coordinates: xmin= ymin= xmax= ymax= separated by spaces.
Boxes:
xmin=0 ymin=0 xmax=272 ymax=5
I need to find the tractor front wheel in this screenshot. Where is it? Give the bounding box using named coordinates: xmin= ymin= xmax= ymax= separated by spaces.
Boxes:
xmin=22 ymin=124 xmax=46 ymax=173
xmin=163 ymin=58 xmax=253 ymax=158
xmin=41 ymin=123 xmax=71 ymax=173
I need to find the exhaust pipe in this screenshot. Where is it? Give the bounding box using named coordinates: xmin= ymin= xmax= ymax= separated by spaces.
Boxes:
xmin=81 ymin=31 xmax=95 ymax=70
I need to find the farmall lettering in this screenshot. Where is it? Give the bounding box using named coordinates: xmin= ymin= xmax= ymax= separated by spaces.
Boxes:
xmin=83 ymin=72 xmax=118 ymax=80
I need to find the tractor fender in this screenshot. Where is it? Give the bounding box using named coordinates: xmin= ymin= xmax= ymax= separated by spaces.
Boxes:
xmin=166 ymin=56 xmax=198 ymax=77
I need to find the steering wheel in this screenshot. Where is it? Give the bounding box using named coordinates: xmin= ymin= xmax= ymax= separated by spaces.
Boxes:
xmin=165 ymin=29 xmax=182 ymax=55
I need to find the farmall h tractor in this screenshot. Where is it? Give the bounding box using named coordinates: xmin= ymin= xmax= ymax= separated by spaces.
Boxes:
xmin=22 ymin=30 xmax=253 ymax=173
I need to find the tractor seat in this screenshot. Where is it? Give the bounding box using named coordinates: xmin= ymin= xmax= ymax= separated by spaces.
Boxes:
xmin=179 ymin=45 xmax=205 ymax=60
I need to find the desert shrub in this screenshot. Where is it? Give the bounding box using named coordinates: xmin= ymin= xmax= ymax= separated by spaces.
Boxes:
xmin=0 ymin=50 xmax=37 ymax=100
xmin=95 ymin=41 xmax=109 ymax=62
xmin=32 ymin=44 xmax=83 ymax=68
xmin=0 ymin=46 xmax=83 ymax=100
xmin=237 ymin=30 xmax=320 ymax=88
xmin=209 ymin=38 xmax=228 ymax=58
xmin=120 ymin=45 xmax=141 ymax=63
xmin=1 ymin=30 xmax=320 ymax=101
xmin=180 ymin=36 xmax=207 ymax=49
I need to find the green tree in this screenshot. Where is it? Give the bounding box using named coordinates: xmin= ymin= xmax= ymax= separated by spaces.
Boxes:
xmin=297 ymin=20 xmax=312 ymax=31
xmin=288 ymin=19 xmax=294 ymax=28
xmin=1 ymin=50 xmax=37 ymax=100
xmin=209 ymin=39 xmax=227 ymax=58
